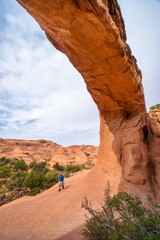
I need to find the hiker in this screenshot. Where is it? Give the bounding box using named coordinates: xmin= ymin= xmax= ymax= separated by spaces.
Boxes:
xmin=58 ymin=173 xmax=64 ymax=191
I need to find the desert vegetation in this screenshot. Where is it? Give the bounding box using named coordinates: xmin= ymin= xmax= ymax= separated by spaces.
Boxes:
xmin=82 ymin=189 xmax=160 ymax=240
xmin=0 ymin=157 xmax=87 ymax=206
xmin=53 ymin=161 xmax=86 ymax=173
xmin=149 ymin=104 xmax=160 ymax=110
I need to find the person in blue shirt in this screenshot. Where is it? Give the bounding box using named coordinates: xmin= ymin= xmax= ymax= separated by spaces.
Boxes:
xmin=58 ymin=173 xmax=64 ymax=191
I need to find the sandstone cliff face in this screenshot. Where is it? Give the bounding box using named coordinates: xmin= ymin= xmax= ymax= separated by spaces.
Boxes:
xmin=17 ymin=0 xmax=160 ymax=200
xmin=148 ymin=110 xmax=160 ymax=200
xmin=0 ymin=139 xmax=97 ymax=166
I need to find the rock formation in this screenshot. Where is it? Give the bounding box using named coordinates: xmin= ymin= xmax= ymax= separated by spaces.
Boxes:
xmin=0 ymin=138 xmax=97 ymax=166
xmin=1 ymin=1 xmax=158 ymax=239
xmin=16 ymin=0 xmax=160 ymax=199
xmin=148 ymin=110 xmax=160 ymax=200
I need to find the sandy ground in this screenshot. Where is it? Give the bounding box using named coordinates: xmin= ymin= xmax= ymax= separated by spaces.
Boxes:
xmin=0 ymin=165 xmax=120 ymax=240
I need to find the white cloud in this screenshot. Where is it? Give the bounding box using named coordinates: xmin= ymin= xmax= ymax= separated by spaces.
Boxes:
xmin=0 ymin=0 xmax=99 ymax=146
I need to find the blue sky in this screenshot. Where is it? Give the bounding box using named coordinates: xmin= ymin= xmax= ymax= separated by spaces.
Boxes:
xmin=0 ymin=0 xmax=159 ymax=146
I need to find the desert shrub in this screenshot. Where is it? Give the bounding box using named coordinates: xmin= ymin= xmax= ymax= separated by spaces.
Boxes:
xmin=6 ymin=179 xmax=17 ymax=191
xmin=6 ymin=171 xmax=27 ymax=190
xmin=0 ymin=157 xmax=11 ymax=166
xmin=149 ymin=104 xmax=160 ymax=110
xmin=63 ymin=171 xmax=70 ymax=178
xmin=12 ymin=159 xmax=28 ymax=172
xmin=23 ymin=171 xmax=45 ymax=190
xmin=53 ymin=162 xmax=65 ymax=171
xmin=65 ymin=164 xmax=84 ymax=173
xmin=28 ymin=161 xmax=37 ymax=169
xmin=32 ymin=162 xmax=48 ymax=174
xmin=42 ymin=182 xmax=52 ymax=189
xmin=45 ymin=171 xmax=59 ymax=185
xmin=27 ymin=187 xmax=41 ymax=196
xmin=53 ymin=162 xmax=85 ymax=173
xmin=0 ymin=165 xmax=11 ymax=178
xmin=82 ymin=190 xmax=160 ymax=240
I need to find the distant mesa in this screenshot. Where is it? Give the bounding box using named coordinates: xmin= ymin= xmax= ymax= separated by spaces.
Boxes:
xmin=0 ymin=138 xmax=98 ymax=167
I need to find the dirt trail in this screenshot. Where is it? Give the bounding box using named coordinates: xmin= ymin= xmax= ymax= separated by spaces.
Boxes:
xmin=0 ymin=165 xmax=119 ymax=240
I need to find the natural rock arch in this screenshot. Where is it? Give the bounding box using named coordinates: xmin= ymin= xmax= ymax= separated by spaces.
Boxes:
xmin=17 ymin=0 xmax=160 ymax=200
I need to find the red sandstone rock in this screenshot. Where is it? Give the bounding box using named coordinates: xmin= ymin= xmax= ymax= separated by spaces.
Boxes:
xmin=0 ymin=0 xmax=159 ymax=239
xmin=148 ymin=110 xmax=160 ymax=200
xmin=0 ymin=138 xmax=97 ymax=166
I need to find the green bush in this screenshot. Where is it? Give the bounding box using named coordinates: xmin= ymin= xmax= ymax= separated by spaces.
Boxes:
xmin=82 ymin=190 xmax=160 ymax=240
xmin=32 ymin=162 xmax=48 ymax=174
xmin=27 ymin=187 xmax=41 ymax=196
xmin=0 ymin=165 xmax=11 ymax=178
xmin=63 ymin=171 xmax=70 ymax=178
xmin=6 ymin=179 xmax=17 ymax=191
xmin=28 ymin=161 xmax=37 ymax=169
xmin=23 ymin=171 xmax=45 ymax=190
xmin=66 ymin=164 xmax=84 ymax=173
xmin=53 ymin=162 xmax=65 ymax=171
xmin=149 ymin=104 xmax=160 ymax=110
xmin=12 ymin=159 xmax=28 ymax=171
xmin=45 ymin=171 xmax=59 ymax=185
xmin=0 ymin=157 xmax=11 ymax=166
xmin=6 ymin=171 xmax=27 ymax=190
xmin=42 ymin=182 xmax=52 ymax=189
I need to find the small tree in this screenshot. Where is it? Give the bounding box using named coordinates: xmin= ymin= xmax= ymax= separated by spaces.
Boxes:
xmin=23 ymin=171 xmax=45 ymax=190
xmin=82 ymin=190 xmax=160 ymax=240
xmin=149 ymin=104 xmax=160 ymax=110
xmin=12 ymin=159 xmax=28 ymax=172
xmin=46 ymin=171 xmax=59 ymax=185
xmin=65 ymin=164 xmax=84 ymax=173
xmin=0 ymin=165 xmax=11 ymax=178
xmin=0 ymin=157 xmax=11 ymax=166
xmin=28 ymin=161 xmax=37 ymax=169
xmin=32 ymin=162 xmax=48 ymax=173
xmin=53 ymin=162 xmax=65 ymax=171
xmin=6 ymin=171 xmax=27 ymax=190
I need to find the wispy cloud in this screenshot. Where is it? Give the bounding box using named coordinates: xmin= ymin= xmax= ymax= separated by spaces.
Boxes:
xmin=0 ymin=0 xmax=99 ymax=145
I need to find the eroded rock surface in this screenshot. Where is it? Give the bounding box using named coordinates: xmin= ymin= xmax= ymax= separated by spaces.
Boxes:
xmin=0 ymin=138 xmax=97 ymax=166
xmin=16 ymin=0 xmax=160 ymax=199
xmin=148 ymin=110 xmax=160 ymax=200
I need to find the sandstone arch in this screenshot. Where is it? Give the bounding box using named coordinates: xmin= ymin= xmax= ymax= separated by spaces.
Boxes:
xmin=17 ymin=0 xmax=160 ymax=199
